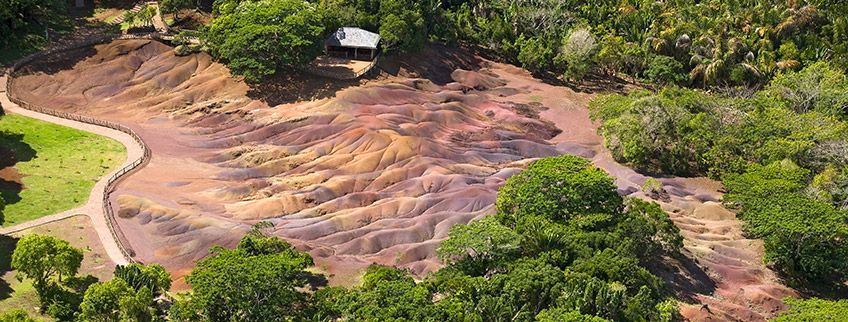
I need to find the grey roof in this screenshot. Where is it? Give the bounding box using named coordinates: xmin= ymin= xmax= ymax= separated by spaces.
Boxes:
xmin=325 ymin=27 xmax=380 ymax=49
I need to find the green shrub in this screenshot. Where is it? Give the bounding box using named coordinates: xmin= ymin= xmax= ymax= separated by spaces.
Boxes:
xmin=724 ymin=161 xmax=848 ymax=284
xmin=772 ymin=297 xmax=848 ymax=321
xmin=496 ymin=155 xmax=622 ymax=226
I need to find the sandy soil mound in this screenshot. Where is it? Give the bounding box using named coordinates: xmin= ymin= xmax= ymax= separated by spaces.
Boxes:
xmin=11 ymin=39 xmax=794 ymax=319
xmin=11 ymin=39 xmax=561 ymax=284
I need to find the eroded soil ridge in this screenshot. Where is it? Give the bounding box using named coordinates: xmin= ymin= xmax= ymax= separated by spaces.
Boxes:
xmin=11 ymin=39 xmax=794 ymax=320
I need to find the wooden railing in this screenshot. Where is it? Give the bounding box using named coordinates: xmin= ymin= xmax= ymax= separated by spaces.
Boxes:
xmin=3 ymin=34 xmax=169 ymax=264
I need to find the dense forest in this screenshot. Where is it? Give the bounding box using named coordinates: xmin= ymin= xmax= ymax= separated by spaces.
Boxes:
xmin=0 ymin=0 xmax=74 ymax=63
xmin=5 ymin=157 xmax=842 ymax=320
xmin=194 ymin=0 xmax=848 ymax=86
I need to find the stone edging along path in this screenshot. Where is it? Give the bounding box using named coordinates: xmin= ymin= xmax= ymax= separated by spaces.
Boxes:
xmin=0 ymin=34 xmax=165 ymax=265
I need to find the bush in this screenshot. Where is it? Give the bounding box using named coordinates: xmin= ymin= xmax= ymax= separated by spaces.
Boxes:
xmin=589 ymin=75 xmax=848 ymax=177
xmin=495 ymin=155 xmax=622 ymax=225
xmin=589 ymin=88 xmax=720 ymax=176
xmin=557 ymin=28 xmax=597 ymax=81
xmin=644 ymin=55 xmax=685 ymax=86
xmin=517 ymin=35 xmax=554 ymax=73
xmin=765 ymin=62 xmax=848 ymax=118
xmin=723 ymin=161 xmax=848 ymax=284
xmin=0 ymin=310 xmax=37 ymax=322
xmin=772 ymin=297 xmax=848 ymax=321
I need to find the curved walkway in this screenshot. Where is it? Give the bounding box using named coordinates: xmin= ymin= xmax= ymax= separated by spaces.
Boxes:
xmin=0 ymin=75 xmax=141 ymax=266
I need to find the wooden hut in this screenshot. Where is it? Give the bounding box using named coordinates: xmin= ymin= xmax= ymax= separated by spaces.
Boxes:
xmin=324 ymin=27 xmax=380 ymax=61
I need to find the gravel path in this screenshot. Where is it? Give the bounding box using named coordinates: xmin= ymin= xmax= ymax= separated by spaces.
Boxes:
xmin=0 ymin=75 xmax=142 ymax=266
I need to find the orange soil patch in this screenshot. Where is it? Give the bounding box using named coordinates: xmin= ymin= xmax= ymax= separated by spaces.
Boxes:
xmin=0 ymin=145 xmax=23 ymax=184
xmin=10 ymin=39 xmax=795 ymax=320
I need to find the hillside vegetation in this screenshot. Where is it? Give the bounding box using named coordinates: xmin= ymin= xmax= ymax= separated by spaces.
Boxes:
xmin=588 ymin=23 xmax=848 ymax=298
xmin=194 ymin=0 xmax=848 ymax=88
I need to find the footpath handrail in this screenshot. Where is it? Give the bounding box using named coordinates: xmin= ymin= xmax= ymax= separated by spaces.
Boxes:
xmin=4 ymin=33 xmax=167 ymax=263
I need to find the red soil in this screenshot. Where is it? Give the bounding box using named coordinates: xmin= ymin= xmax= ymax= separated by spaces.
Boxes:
xmin=0 ymin=147 xmax=25 ymax=201
xmin=11 ymin=39 xmax=795 ymax=319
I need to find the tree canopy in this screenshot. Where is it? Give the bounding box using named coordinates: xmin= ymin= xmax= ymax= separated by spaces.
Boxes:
xmin=11 ymin=234 xmax=83 ymax=307
xmin=772 ymin=297 xmax=848 ymax=321
xmin=205 ymin=0 xmax=326 ymax=82
xmin=175 ymin=224 xmax=315 ymax=321
xmin=0 ymin=0 xmax=67 ymax=49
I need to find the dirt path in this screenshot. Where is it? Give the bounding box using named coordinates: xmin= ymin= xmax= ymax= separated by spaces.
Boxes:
xmin=0 ymin=75 xmax=142 ymax=266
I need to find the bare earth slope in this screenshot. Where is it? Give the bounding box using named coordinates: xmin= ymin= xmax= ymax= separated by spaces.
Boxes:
xmin=11 ymin=39 xmax=794 ymax=320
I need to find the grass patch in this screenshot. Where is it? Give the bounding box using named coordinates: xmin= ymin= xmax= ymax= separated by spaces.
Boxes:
xmin=0 ymin=114 xmax=126 ymax=226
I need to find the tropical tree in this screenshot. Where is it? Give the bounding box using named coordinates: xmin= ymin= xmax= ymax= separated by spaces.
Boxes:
xmin=11 ymin=234 xmax=83 ymax=307
xmin=205 ymin=0 xmax=326 ymax=82
xmin=437 ymin=215 xmax=521 ymax=275
xmin=377 ymin=0 xmax=427 ymax=52
xmin=113 ymin=263 xmax=171 ymax=296
xmin=179 ymin=225 xmax=315 ymax=321
xmin=79 ymin=278 xmax=157 ymax=322
xmin=160 ymin=0 xmax=195 ymax=20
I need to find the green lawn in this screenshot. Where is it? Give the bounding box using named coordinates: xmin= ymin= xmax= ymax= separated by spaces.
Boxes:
xmin=0 ymin=114 xmax=126 ymax=226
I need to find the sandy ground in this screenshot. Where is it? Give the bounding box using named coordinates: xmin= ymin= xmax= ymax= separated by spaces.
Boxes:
xmin=10 ymin=39 xmax=795 ymax=319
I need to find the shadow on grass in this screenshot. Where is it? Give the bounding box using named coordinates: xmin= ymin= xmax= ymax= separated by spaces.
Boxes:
xmin=0 ymin=131 xmax=37 ymax=225
xmin=0 ymin=234 xmax=20 ymax=300
xmin=305 ymin=272 xmax=329 ymax=291
xmin=64 ymin=274 xmax=99 ymax=295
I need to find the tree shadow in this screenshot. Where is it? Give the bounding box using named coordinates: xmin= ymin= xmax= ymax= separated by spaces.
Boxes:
xmin=647 ymin=250 xmax=717 ymax=304
xmin=245 ymin=70 xmax=365 ymax=107
xmin=0 ymin=131 xmax=37 ymax=225
xmin=778 ymin=271 xmax=848 ymax=300
xmin=14 ymin=45 xmax=99 ymax=77
xmin=64 ymin=274 xmax=100 ymax=294
xmin=531 ymin=70 xmax=636 ymax=95
xmin=97 ymin=0 xmax=139 ymax=10
xmin=0 ymin=234 xmax=20 ymax=300
xmin=247 ymin=42 xmax=488 ymax=107
xmin=378 ymin=42 xmax=483 ymax=85
xmin=304 ymin=272 xmax=329 ymax=291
